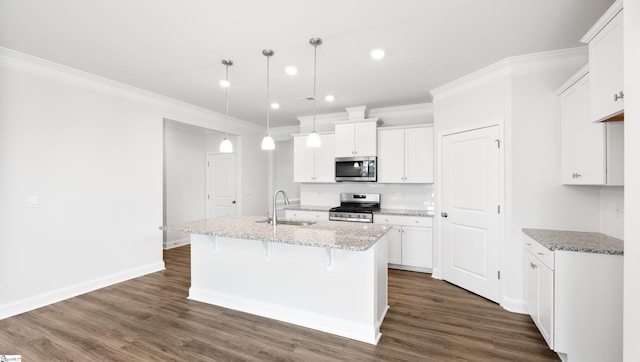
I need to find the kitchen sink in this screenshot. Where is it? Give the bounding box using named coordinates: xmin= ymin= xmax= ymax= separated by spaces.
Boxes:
xmin=256 ymin=219 xmax=316 ymax=226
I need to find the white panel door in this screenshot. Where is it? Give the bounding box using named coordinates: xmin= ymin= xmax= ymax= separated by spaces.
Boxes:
xmin=334 ymin=123 xmax=356 ymax=157
xmin=377 ymin=128 xmax=405 ymax=183
xmin=589 ymin=10 xmax=624 ymax=122
xmin=313 ymin=134 xmax=336 ymax=182
xmin=405 ymin=127 xmax=434 ymax=183
xmin=206 ymin=153 xmax=237 ymax=217
xmin=441 ymin=125 xmax=500 ymax=302
xmin=401 ymin=226 xmax=432 ymax=268
xmin=387 ymin=226 xmax=402 ymax=264
xmin=355 ymin=121 xmax=378 ymax=156
xmin=293 ymin=136 xmax=315 ymax=182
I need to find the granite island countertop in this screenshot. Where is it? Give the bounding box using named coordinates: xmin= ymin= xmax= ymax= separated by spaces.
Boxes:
xmin=161 ymin=216 xmax=391 ymax=251
xmin=523 ymin=228 xmax=623 ymax=255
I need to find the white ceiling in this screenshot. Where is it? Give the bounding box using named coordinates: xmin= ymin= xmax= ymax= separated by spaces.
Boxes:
xmin=0 ymin=0 xmax=613 ymax=128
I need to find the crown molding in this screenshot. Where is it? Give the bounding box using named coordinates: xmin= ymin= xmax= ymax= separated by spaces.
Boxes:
xmin=369 ymin=103 xmax=433 ymax=124
xmin=430 ymin=47 xmax=588 ymax=102
xmin=0 ymin=47 xmax=263 ymax=134
xmin=580 ymin=0 xmax=623 ymax=44
xmin=270 ymin=125 xmax=300 ymax=142
xmin=554 ymin=64 xmax=590 ymax=96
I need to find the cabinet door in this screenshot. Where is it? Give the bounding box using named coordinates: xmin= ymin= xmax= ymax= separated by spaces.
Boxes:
xmin=404 ymin=127 xmax=434 ymax=183
xmin=355 ymin=122 xmax=377 ymax=156
xmin=334 ymin=123 xmax=355 ymax=157
xmin=560 ymin=74 xmax=606 ymax=185
xmin=401 ymin=226 xmax=432 ymax=268
xmin=377 ymin=129 xmax=405 ymax=183
xmin=589 ymin=10 xmax=624 ymax=122
xmin=525 ymin=250 xmax=554 ymax=349
xmin=606 ymin=122 xmax=624 ymax=185
xmin=387 ymin=226 xmax=402 ymax=264
xmin=293 ymin=136 xmax=315 ymax=182
xmin=285 ymin=210 xmax=329 ymax=221
xmin=313 ymin=134 xmax=336 ymax=183
xmin=538 ymin=259 xmax=554 ymax=349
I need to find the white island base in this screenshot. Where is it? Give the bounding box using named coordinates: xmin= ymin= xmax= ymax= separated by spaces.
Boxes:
xmin=189 ymin=233 xmax=389 ymax=345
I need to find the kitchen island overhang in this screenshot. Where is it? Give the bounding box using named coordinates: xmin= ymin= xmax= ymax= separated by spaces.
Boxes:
xmin=162 ymin=216 xmax=391 ymax=345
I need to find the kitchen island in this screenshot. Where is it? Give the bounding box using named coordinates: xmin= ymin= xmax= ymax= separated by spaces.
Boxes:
xmin=162 ymin=216 xmax=391 ymax=344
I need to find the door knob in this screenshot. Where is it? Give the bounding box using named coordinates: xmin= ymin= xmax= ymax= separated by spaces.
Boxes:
xmin=232 ymin=200 xmax=236 ymax=204
xmin=441 ymin=212 xmax=448 ymax=218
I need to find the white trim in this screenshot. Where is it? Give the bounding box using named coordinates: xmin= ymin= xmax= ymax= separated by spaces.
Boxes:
xmin=500 ymin=296 xmax=528 ymax=315
xmin=580 ymin=0 xmax=624 ymax=44
xmin=332 ymin=117 xmax=383 ymax=126
xmin=430 ymin=47 xmax=588 ymax=102
xmin=164 ymin=237 xmax=190 ymax=249
xmin=369 ymin=103 xmax=434 ymax=123
xmin=270 ymin=125 xmax=300 ymax=141
xmin=555 ymin=64 xmax=590 ymax=95
xmin=297 ymin=111 xmax=348 ymax=126
xmin=188 ymin=287 xmax=384 ymax=345
xmin=0 ymin=46 xmax=263 ymax=135
xmin=388 ymin=265 xmax=432 ymax=273
xmin=377 ymin=123 xmax=433 ymax=131
xmin=0 ymin=262 xmax=165 ymax=320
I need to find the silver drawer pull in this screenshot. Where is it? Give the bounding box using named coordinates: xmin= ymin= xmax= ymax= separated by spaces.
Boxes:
xmin=537 ymin=252 xmax=545 ymax=256
xmin=525 ymin=243 xmax=531 ymax=246
xmin=530 ymin=262 xmax=538 ymax=269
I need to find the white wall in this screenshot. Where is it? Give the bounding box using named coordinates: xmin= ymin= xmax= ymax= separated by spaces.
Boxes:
xmin=624 ymin=2 xmax=640 ymax=360
xmin=163 ymin=124 xmax=206 ymax=248
xmin=0 ymin=47 xmax=267 ymax=318
xmin=430 ymin=48 xmax=614 ymax=312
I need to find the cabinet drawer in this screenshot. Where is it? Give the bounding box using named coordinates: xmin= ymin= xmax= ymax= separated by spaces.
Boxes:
xmin=524 ymin=235 xmax=554 ymax=270
xmin=285 ymin=210 xmax=329 ymax=221
xmin=373 ymin=214 xmax=432 ymax=227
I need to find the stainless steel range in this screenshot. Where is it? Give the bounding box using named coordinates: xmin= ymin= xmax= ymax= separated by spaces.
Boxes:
xmin=329 ymin=193 xmax=380 ymax=223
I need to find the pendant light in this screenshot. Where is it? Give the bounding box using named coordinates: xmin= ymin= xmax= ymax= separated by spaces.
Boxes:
xmin=219 ymin=59 xmax=234 ymax=153
xmin=261 ymin=49 xmax=276 ymax=150
xmin=306 ymin=37 xmax=322 ymax=148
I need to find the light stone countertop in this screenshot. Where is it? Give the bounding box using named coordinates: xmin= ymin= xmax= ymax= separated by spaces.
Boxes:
xmin=523 ymin=228 xmax=623 ymax=255
xmin=284 ymin=205 xmax=433 ymax=217
xmin=161 ymin=216 xmax=391 ymax=251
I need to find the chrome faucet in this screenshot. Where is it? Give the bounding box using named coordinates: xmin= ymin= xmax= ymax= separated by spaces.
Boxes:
xmin=272 ymin=189 xmax=290 ymax=229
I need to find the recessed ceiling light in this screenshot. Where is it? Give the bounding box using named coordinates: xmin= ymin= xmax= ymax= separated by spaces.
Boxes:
xmin=285 ymin=66 xmax=298 ymax=75
xmin=271 ymin=102 xmax=280 ymax=109
xmin=370 ymin=49 xmax=385 ymax=60
xmin=325 ymin=95 xmax=335 ymax=102
xmin=219 ymin=79 xmax=230 ymax=88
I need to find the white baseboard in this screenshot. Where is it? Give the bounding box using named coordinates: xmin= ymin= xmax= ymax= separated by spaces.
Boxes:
xmin=188 ymin=287 xmax=381 ymax=345
xmin=0 ymin=261 xmax=165 ymax=320
xmin=500 ymin=295 xmax=528 ymax=314
xmin=164 ymin=237 xmax=190 ymax=249
xmin=388 ymin=264 xmax=432 ymax=274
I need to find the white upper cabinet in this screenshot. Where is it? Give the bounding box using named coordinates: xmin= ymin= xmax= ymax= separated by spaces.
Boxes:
xmin=334 ymin=120 xmax=378 ymax=157
xmin=378 ymin=126 xmax=433 ymax=183
xmin=558 ymin=66 xmax=624 ymax=186
xmin=581 ymin=1 xmax=624 ymax=122
xmin=293 ymin=134 xmax=335 ymax=183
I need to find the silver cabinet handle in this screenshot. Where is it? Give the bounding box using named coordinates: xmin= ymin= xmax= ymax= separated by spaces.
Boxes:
xmin=530 ymin=262 xmax=538 ymax=269
xmin=525 ymin=243 xmax=531 ymax=246
xmin=440 ymin=212 xmax=448 ymax=218
xmin=537 ymin=252 xmax=545 ymax=256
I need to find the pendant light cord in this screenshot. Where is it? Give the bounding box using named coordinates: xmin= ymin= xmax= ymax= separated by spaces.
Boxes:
xmin=266 ymin=53 xmax=270 ymax=134
xmin=224 ymin=64 xmax=229 ymax=138
xmin=312 ymin=43 xmax=317 ymax=132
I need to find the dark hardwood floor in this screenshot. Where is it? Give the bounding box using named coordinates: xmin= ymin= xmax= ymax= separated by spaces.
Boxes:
xmin=0 ymin=245 xmax=559 ymax=361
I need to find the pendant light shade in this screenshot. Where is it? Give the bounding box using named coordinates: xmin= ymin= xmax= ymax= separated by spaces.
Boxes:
xmin=307 ymin=37 xmax=322 ymax=148
xmin=261 ymin=49 xmax=276 ymax=151
xmin=219 ymin=59 xmax=233 ymax=153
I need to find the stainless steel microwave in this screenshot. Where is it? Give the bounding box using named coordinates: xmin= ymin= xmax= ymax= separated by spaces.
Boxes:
xmin=335 ymin=156 xmax=377 ymax=182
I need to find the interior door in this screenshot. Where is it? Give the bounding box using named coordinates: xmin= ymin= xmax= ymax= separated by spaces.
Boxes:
xmin=441 ymin=125 xmax=500 ymax=302
xmin=206 ymin=153 xmax=237 ymax=217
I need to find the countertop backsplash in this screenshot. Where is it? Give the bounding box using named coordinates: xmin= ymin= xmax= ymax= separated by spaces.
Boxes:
xmin=300 ymin=183 xmax=434 ymax=212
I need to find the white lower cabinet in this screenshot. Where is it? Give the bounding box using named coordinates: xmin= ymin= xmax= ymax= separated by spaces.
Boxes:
xmin=284 ymin=210 xmax=329 ymax=221
xmin=524 ymin=234 xmax=623 ymax=361
xmin=374 ymin=214 xmax=432 ymax=271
